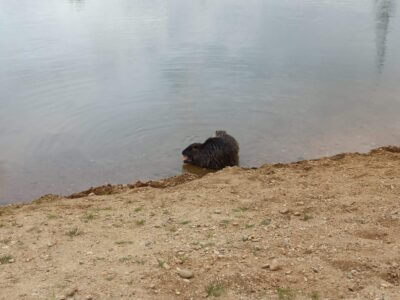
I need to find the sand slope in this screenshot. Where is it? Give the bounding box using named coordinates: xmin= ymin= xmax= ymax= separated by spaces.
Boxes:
xmin=1 ymin=147 xmax=400 ymax=300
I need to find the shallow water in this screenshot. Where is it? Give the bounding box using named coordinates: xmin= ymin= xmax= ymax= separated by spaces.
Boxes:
xmin=1 ymin=0 xmax=400 ymax=203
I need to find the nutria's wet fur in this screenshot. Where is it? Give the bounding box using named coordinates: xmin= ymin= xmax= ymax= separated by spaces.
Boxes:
xmin=182 ymin=131 xmax=239 ymax=170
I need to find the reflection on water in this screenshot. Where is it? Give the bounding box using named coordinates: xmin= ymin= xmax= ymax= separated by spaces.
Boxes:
xmin=1 ymin=0 xmax=400 ymax=203
xmin=374 ymin=0 xmax=396 ymax=74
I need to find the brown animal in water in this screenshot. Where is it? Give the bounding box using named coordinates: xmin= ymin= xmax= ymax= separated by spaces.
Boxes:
xmin=182 ymin=131 xmax=239 ymax=170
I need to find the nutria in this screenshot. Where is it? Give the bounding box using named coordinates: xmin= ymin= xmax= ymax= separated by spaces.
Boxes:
xmin=182 ymin=131 xmax=239 ymax=170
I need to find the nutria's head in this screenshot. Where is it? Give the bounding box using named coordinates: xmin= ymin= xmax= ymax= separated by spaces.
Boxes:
xmin=182 ymin=143 xmax=203 ymax=164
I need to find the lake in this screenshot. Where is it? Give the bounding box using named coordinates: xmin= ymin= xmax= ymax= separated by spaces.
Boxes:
xmin=1 ymin=0 xmax=399 ymax=203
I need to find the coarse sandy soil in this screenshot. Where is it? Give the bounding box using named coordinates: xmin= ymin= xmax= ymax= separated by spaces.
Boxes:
xmin=1 ymin=146 xmax=400 ymax=300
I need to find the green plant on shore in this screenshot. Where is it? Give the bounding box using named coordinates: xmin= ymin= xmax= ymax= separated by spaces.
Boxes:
xmin=260 ymin=218 xmax=271 ymax=226
xmin=157 ymin=258 xmax=166 ymax=268
xmin=0 ymin=255 xmax=13 ymax=264
xmin=310 ymin=291 xmax=320 ymax=300
xmin=233 ymin=206 xmax=249 ymax=213
xmin=83 ymin=212 xmax=96 ymax=222
xmin=136 ymin=219 xmax=145 ymax=226
xmin=206 ymin=282 xmax=225 ymax=297
xmin=66 ymin=227 xmax=82 ymax=237
xmin=277 ymin=287 xmax=296 ymax=300
xmin=115 ymin=240 xmax=133 ymax=245
xmin=134 ymin=206 xmax=143 ymax=212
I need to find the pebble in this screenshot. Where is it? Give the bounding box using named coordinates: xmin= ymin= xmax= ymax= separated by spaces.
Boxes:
xmin=177 ymin=268 xmax=194 ymax=279
xmin=214 ymin=210 xmax=222 ymax=214
xmin=64 ymin=287 xmax=78 ymax=297
xmin=269 ymin=259 xmax=282 ymax=271
xmin=261 ymin=264 xmax=269 ymax=269
xmin=279 ymin=208 xmax=289 ymax=214
xmin=294 ymin=212 xmax=301 ymax=216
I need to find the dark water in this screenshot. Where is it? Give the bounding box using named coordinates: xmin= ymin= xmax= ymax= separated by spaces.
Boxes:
xmin=1 ymin=0 xmax=399 ymax=203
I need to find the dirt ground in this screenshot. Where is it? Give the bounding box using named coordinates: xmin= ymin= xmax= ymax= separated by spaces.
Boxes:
xmin=1 ymin=146 xmax=400 ymax=300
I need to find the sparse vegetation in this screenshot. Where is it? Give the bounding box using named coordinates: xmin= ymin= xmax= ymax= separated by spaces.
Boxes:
xmin=157 ymin=258 xmax=165 ymax=268
xmin=277 ymin=287 xmax=296 ymax=300
xmin=134 ymin=206 xmax=143 ymax=212
xmin=206 ymin=282 xmax=225 ymax=297
xmin=180 ymin=220 xmax=191 ymax=225
xmin=119 ymin=256 xmax=133 ymax=263
xmin=66 ymin=227 xmax=82 ymax=237
xmin=47 ymin=214 xmax=57 ymax=219
xmin=233 ymin=206 xmax=249 ymax=213
xmin=83 ymin=212 xmax=96 ymax=222
xmin=115 ymin=240 xmax=133 ymax=245
xmin=260 ymin=218 xmax=271 ymax=226
xmin=311 ymin=291 xmax=320 ymax=300
xmin=135 ymin=219 xmax=145 ymax=226
xmin=0 ymin=255 xmax=13 ymax=264
xmin=303 ymin=213 xmax=313 ymax=221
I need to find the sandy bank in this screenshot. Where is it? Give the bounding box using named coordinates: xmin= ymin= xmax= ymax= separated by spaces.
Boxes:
xmin=1 ymin=146 xmax=400 ymax=299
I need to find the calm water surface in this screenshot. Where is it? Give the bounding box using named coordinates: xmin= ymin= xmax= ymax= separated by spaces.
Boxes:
xmin=1 ymin=0 xmax=400 ymax=203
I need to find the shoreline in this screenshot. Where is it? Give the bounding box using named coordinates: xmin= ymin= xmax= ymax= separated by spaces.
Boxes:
xmin=3 ymin=145 xmax=398 ymax=208
xmin=1 ymin=146 xmax=400 ymax=299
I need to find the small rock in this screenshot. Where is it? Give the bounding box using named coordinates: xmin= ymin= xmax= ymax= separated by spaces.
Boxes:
xmin=261 ymin=264 xmax=270 ymax=269
xmin=269 ymin=259 xmax=281 ymax=271
xmin=214 ymin=210 xmax=222 ymax=214
xmin=89 ymin=192 xmax=95 ymax=196
xmin=85 ymin=296 xmax=93 ymax=300
xmin=177 ymin=268 xmax=194 ymax=279
xmin=279 ymin=208 xmax=289 ymax=214
xmin=294 ymin=212 xmax=301 ymax=216
xmin=65 ymin=287 xmax=77 ymax=297
xmin=163 ymin=263 xmax=171 ymax=270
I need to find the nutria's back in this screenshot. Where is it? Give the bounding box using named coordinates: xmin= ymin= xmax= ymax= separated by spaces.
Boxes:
xmin=182 ymin=131 xmax=239 ymax=170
